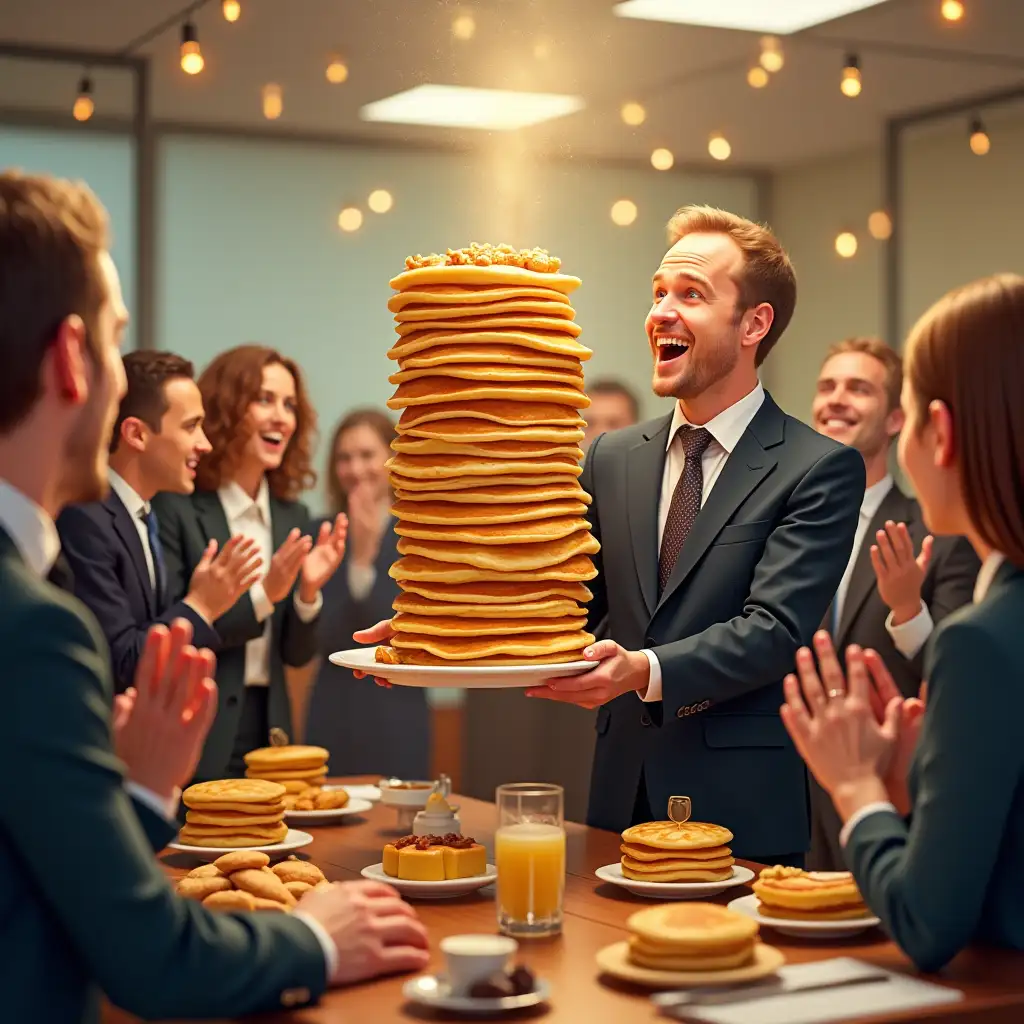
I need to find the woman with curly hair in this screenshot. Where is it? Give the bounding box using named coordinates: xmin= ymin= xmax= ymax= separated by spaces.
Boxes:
xmin=153 ymin=345 xmax=347 ymax=782
xmin=304 ymin=408 xmax=430 ymax=779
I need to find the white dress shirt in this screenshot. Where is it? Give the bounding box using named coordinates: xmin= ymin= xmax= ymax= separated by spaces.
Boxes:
xmin=640 ymin=383 xmax=766 ymax=702
xmin=839 ymin=545 xmax=999 ymax=849
xmin=217 ymin=479 xmax=322 ymax=687
xmin=108 ymin=469 xmax=156 ymax=591
xmin=346 ymin=504 xmax=393 ymax=601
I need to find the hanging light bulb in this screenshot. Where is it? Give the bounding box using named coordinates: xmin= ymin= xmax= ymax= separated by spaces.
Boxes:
xmin=708 ymin=133 xmax=732 ymax=161
xmin=620 ymin=101 xmax=646 ymax=126
xmin=840 ymin=54 xmax=862 ymax=97
xmin=835 ymin=231 xmax=858 ymax=258
xmin=222 ymin=0 xmax=241 ymax=22
xmin=941 ymin=0 xmax=964 ymax=21
xmin=180 ymin=22 xmax=204 ymax=75
xmin=338 ymin=207 xmax=363 ymax=232
xmin=452 ymin=12 xmax=476 ymax=40
xmin=72 ymin=75 xmax=94 ymax=122
xmin=326 ymin=56 xmax=349 ymax=83
xmin=759 ymin=36 xmax=784 ymax=73
xmin=868 ymin=210 xmax=893 ymax=240
xmin=969 ymin=116 xmax=990 ymax=155
xmin=368 ymin=189 xmax=393 ymax=213
xmin=611 ymin=199 xmax=637 ymax=226
xmin=747 ymin=65 xmax=769 ymax=89
xmin=262 ymin=83 xmax=283 ymax=120
xmin=650 ymin=148 xmax=674 ymax=171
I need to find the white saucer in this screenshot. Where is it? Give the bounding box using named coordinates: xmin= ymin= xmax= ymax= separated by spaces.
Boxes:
xmin=361 ymin=861 xmax=497 ymax=899
xmin=728 ymin=893 xmax=882 ymax=938
xmin=285 ymin=797 xmax=374 ymax=825
xmin=595 ymin=862 xmax=755 ymax=899
xmin=403 ymin=973 xmax=551 ymax=1013
xmin=329 ymin=648 xmax=591 ymax=689
xmin=167 ymin=828 xmax=313 ymax=862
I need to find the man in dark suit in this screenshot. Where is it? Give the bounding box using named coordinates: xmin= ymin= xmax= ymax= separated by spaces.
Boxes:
xmin=807 ymin=336 xmax=978 ymax=869
xmin=526 ymin=206 xmax=866 ymax=864
xmin=0 ymin=170 xmax=427 ymax=1023
xmin=57 ymin=351 xmax=262 ymax=692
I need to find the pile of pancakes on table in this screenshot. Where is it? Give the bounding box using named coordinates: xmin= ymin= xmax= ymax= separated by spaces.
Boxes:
xmin=375 ymin=242 xmax=600 ymax=668
xmin=620 ymin=821 xmax=736 ymax=882
xmin=752 ymin=864 xmax=871 ymax=920
xmin=179 ymin=779 xmax=288 ymax=849
xmin=626 ymin=902 xmax=761 ymax=972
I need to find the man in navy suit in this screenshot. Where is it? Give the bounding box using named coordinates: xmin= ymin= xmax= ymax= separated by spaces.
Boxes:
xmin=57 ymin=351 xmax=262 ymax=692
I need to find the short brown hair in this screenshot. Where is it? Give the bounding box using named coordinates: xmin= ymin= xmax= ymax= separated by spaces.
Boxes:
xmin=110 ymin=351 xmax=195 ymax=453
xmin=589 ymin=378 xmax=640 ymax=422
xmin=195 ymin=345 xmax=317 ymax=502
xmin=325 ymin=408 xmax=396 ymax=515
xmin=821 ymin=337 xmax=903 ymax=412
xmin=666 ymin=205 xmax=796 ymax=366
xmin=905 ymin=272 xmax=1024 ymax=568
xmin=0 ymin=170 xmax=109 ymax=434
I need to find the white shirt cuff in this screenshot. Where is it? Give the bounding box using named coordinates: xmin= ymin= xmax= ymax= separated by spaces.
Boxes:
xmin=125 ymin=781 xmax=180 ymax=822
xmin=250 ymin=581 xmax=275 ymax=623
xmin=294 ymin=589 xmax=323 ymax=623
xmin=839 ymin=800 xmax=900 ymax=848
xmin=885 ymin=603 xmax=934 ymax=660
xmin=637 ymin=649 xmax=662 ymax=703
xmin=347 ymin=561 xmax=377 ymax=602
xmin=293 ymin=910 xmax=338 ymax=981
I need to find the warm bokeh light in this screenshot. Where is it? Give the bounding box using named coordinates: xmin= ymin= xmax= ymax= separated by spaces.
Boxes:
xmin=368 ymin=189 xmax=393 ymax=213
xmin=747 ymin=66 xmax=769 ymax=89
xmin=452 ymin=13 xmax=476 ymax=40
xmin=868 ymin=210 xmax=893 ymax=240
xmin=969 ymin=124 xmax=990 ymax=155
xmin=941 ymin=0 xmax=965 ymax=21
xmin=611 ymin=199 xmax=637 ymax=226
xmin=338 ymin=206 xmax=364 ymax=232
xmin=222 ymin=0 xmax=241 ymax=22
xmin=841 ymin=57 xmax=862 ymax=97
xmin=262 ymin=83 xmax=283 ymax=120
xmin=181 ymin=43 xmax=204 ymax=75
xmin=620 ymin=101 xmax=646 ymax=126
xmin=73 ymin=94 xmax=94 ymax=122
xmin=533 ymin=37 xmax=552 ymax=60
xmin=708 ymin=133 xmax=732 ymax=161
xmin=650 ymin=147 xmax=674 ymax=171
xmin=835 ymin=231 xmax=858 ymax=258
xmin=759 ymin=36 xmax=784 ymax=73
xmin=326 ymin=57 xmax=349 ymax=84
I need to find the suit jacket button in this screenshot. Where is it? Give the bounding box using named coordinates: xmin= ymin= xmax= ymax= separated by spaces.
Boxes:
xmin=640 ymin=711 xmax=652 ymax=727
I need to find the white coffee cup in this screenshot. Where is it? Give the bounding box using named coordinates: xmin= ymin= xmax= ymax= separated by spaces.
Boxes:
xmin=440 ymin=934 xmax=518 ymax=996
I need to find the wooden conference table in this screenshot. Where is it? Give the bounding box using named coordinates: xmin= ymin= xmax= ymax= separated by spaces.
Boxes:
xmin=103 ymin=780 xmax=1024 ymax=1023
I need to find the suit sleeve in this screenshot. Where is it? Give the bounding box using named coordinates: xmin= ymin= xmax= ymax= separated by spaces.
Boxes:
xmin=580 ymin=435 xmax=608 ymax=635
xmin=1 ymin=598 xmax=327 ymax=1018
xmin=846 ymin=617 xmax=1021 ymax=972
xmin=129 ymin=794 xmax=178 ymax=852
xmin=655 ymin=444 xmax=865 ymax=710
xmin=280 ymin=503 xmax=319 ymax=668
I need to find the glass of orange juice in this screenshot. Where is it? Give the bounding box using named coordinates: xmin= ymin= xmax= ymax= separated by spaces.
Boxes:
xmin=495 ymin=783 xmax=565 ymax=938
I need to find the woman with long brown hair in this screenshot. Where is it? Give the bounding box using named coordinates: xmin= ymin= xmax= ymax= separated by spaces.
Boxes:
xmin=154 ymin=345 xmax=346 ymax=782
xmin=305 ymin=408 xmax=430 ymax=779
xmin=781 ymin=273 xmax=1024 ymax=971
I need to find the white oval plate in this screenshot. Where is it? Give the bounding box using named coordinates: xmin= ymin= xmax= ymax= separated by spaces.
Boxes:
xmin=403 ymin=973 xmax=551 ymax=1012
xmin=727 ymin=893 xmax=881 ymax=938
xmin=285 ymin=797 xmax=373 ymax=825
xmin=595 ymin=862 xmax=755 ymax=899
xmin=360 ymin=861 xmax=497 ymax=899
xmin=329 ymin=648 xmax=591 ymax=689
xmin=167 ymin=828 xmax=313 ymax=862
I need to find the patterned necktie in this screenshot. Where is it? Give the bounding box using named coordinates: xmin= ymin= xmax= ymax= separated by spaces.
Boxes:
xmin=658 ymin=426 xmax=714 ymax=595
xmin=141 ymin=507 xmax=167 ymax=608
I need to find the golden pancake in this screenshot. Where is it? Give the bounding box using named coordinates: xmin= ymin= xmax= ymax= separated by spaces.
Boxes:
xmin=245 ymin=767 xmax=329 ymax=781
xmin=388 ymin=284 xmax=571 ymax=313
xmin=179 ymin=820 xmax=287 ymax=839
xmin=377 ymin=645 xmax=586 ymax=666
xmin=757 ymin=902 xmax=872 ymax=921
xmin=391 ymin=437 xmax=584 ymax=461
xmin=621 ymin=863 xmax=735 ymax=883
xmin=177 ymin=800 xmax=286 ymax=815
xmin=620 ymin=853 xmax=736 ymax=873
xmin=397 ymin=343 xmax=582 ymax=375
xmin=388 ymin=378 xmax=590 ymax=410
xmin=394 ymin=516 xmax=591 ymax=545
xmin=621 ymin=842 xmax=733 ymax=862
xmin=395 ymin=298 xmax=574 ymax=323
xmin=178 ymin=822 xmax=289 ymax=848
xmin=621 ymin=821 xmax=734 ymax=851
xmin=394 ymin=593 xmax=585 ymax=619
xmin=752 ymin=866 xmax=866 ymax=911
xmin=391 ymin=497 xmax=588 ymax=526
xmin=390 ymin=553 xmax=597 ymax=583
xmin=243 ymin=745 xmax=329 ymax=769
xmin=395 ymin=532 xmax=600 ymax=571
xmin=398 ymin=579 xmax=593 ymax=604
xmin=390 ymin=263 xmax=581 ymax=294
xmin=391 ymin=612 xmax=586 ymax=637
xmin=393 ymin=315 xmax=585 ymax=341
xmin=627 ymin=937 xmax=755 ymax=972
xmin=398 ymin=419 xmax=585 ymax=445
xmin=388 ymin=363 xmax=584 ymax=390
xmin=183 ymin=778 xmax=287 ymax=807
xmin=388 ymin=452 xmax=581 ymax=480
xmin=184 ymin=809 xmax=286 ymax=827
xmin=393 ymin=476 xmax=583 ymax=496
xmin=394 ymin=480 xmax=589 ymax=504
xmin=390 ymin=629 xmax=594 ymax=660
xmin=399 ymin=400 xmax=585 ymax=429
xmin=390 ymin=327 xmax=588 ymax=359
xmin=628 ymin=902 xmax=759 ymax=951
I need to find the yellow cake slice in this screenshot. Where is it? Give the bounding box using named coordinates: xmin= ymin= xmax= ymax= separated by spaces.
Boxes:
xmin=382 ymin=833 xmax=487 ymax=880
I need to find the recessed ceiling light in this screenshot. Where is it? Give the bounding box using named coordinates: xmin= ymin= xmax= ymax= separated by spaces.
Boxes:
xmin=613 ymin=0 xmax=892 ymax=34
xmin=360 ymin=85 xmax=584 ymax=130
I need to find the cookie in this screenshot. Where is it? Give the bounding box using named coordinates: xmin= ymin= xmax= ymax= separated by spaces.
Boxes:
xmin=186 ymin=864 xmax=224 ymax=879
xmin=213 ymin=850 xmax=271 ymax=873
xmin=284 ymin=881 xmax=314 ymax=899
xmin=202 ymin=889 xmax=256 ymax=911
xmin=177 ymin=875 xmax=233 ymax=900
xmin=272 ymin=860 xmax=326 ymax=886
xmin=252 ymin=896 xmax=290 ymax=912
xmin=230 ymin=868 xmax=296 ymax=906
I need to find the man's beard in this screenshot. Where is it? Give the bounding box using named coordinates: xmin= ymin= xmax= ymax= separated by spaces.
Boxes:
xmin=653 ymin=335 xmax=740 ymax=400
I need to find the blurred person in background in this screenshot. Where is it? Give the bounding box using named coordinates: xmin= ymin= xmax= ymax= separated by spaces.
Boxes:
xmin=581 ymin=378 xmax=640 ymax=455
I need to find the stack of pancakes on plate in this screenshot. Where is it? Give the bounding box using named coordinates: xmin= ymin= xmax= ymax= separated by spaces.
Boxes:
xmin=752 ymin=865 xmax=871 ymax=920
xmin=626 ymin=903 xmax=760 ymax=972
xmin=619 ymin=821 xmax=735 ymax=882
xmin=179 ymin=779 xmax=288 ymax=848
xmin=376 ymin=243 xmax=599 ymax=667
xmin=243 ymin=744 xmax=330 ymax=794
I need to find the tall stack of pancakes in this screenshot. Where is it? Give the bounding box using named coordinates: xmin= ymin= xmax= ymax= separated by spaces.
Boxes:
xmin=179 ymin=779 xmax=288 ymax=848
xmin=619 ymin=821 xmax=736 ymax=882
xmin=752 ymin=865 xmax=871 ymax=920
xmin=376 ymin=243 xmax=600 ymax=667
xmin=243 ymin=745 xmax=330 ymax=794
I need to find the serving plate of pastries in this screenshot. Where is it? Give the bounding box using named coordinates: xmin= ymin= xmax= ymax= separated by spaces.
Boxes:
xmin=361 ymin=832 xmax=497 ymax=899
xmin=595 ymin=820 xmax=755 ymax=899
xmin=728 ymin=865 xmax=881 ymax=938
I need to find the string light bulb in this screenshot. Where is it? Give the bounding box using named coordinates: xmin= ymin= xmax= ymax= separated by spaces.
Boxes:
xmin=650 ymin=148 xmax=674 ymax=171
xmin=610 ymin=199 xmax=637 ymax=226
xmin=708 ymin=133 xmax=732 ymax=161
xmin=452 ymin=13 xmax=476 ymax=40
xmin=262 ymin=83 xmax=283 ymax=120
xmin=747 ymin=66 xmax=769 ymax=89
xmin=73 ymin=76 xmax=94 ymax=122
xmin=941 ymin=0 xmax=964 ymax=21
xmin=368 ymin=189 xmax=393 ymax=213
xmin=338 ymin=206 xmax=363 ymax=232
xmin=326 ymin=57 xmax=348 ymax=83
xmin=222 ymin=0 xmax=241 ymax=22
xmin=759 ymin=36 xmax=784 ymax=73
xmin=180 ymin=22 xmax=204 ymax=75
xmin=969 ymin=117 xmax=990 ymax=155
xmin=868 ymin=210 xmax=893 ymax=240
xmin=835 ymin=231 xmax=858 ymax=258
xmin=840 ymin=54 xmax=862 ymax=97
xmin=620 ymin=102 xmax=646 ymax=126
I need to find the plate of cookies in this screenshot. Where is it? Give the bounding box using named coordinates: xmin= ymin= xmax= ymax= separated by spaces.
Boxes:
xmin=728 ymin=866 xmax=881 ymax=938
xmin=595 ymin=820 xmax=754 ymax=899
xmin=175 ymin=850 xmax=332 ymax=912
xmin=596 ymin=903 xmax=785 ymax=989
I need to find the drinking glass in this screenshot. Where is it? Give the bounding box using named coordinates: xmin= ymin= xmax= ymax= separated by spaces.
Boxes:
xmin=494 ymin=783 xmax=565 ymax=938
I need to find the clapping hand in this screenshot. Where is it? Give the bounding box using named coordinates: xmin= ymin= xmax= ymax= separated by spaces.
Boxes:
xmin=298 ymin=514 xmax=348 ymax=603
xmin=871 ymin=521 xmax=932 ymax=625
xmin=185 ymin=535 xmax=262 ymax=622
xmin=263 ymin=528 xmax=313 ymax=604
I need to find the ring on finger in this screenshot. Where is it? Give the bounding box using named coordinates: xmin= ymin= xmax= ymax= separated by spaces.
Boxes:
xmin=827 ymin=688 xmax=844 ymax=699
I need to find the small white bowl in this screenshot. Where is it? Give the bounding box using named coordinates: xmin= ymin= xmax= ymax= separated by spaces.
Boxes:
xmin=378 ymin=780 xmax=435 ymax=808
xmin=440 ymin=934 xmax=518 ymax=996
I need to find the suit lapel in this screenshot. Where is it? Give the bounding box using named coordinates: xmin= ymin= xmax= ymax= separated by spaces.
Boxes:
xmin=193 ymin=489 xmax=233 ymax=549
xmin=656 ymin=394 xmax=783 ymax=615
xmin=105 ymin=490 xmax=155 ymax=617
xmin=627 ymin=414 xmax=672 ymax=617
xmin=269 ymin=495 xmax=291 ymax=554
